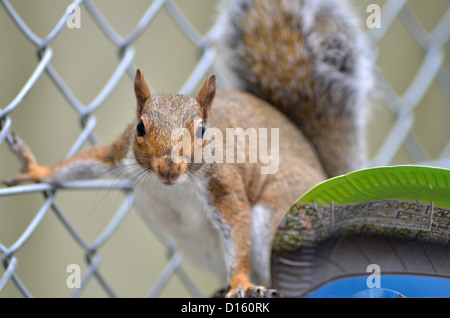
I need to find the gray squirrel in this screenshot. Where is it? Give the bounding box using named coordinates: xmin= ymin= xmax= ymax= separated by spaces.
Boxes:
xmin=5 ymin=0 xmax=372 ymax=297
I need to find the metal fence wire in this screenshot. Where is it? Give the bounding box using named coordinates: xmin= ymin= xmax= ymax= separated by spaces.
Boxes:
xmin=0 ymin=0 xmax=449 ymax=297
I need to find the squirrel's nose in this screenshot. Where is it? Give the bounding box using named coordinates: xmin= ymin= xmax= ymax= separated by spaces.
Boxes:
xmin=154 ymin=157 xmax=184 ymax=183
xmin=158 ymin=164 xmax=179 ymax=179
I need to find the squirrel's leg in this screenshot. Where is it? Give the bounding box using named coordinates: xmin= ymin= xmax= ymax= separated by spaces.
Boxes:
xmin=219 ymin=202 xmax=255 ymax=297
xmin=224 ymin=207 xmax=280 ymax=298
xmin=208 ymin=165 xmax=279 ymax=298
xmin=3 ymin=132 xmax=129 ymax=186
xmin=226 ymin=213 xmax=253 ymax=297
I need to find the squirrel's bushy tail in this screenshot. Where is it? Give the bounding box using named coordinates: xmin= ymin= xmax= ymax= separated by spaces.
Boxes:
xmin=218 ymin=0 xmax=373 ymax=177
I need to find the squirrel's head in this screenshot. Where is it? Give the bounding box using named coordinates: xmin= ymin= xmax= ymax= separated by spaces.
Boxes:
xmin=133 ymin=69 xmax=216 ymax=186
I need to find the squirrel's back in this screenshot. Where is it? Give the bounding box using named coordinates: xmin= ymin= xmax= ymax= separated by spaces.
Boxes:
xmin=218 ymin=0 xmax=373 ymax=177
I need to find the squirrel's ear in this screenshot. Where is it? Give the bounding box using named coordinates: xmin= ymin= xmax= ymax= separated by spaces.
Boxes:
xmin=196 ymin=74 xmax=216 ymax=122
xmin=134 ymin=68 xmax=152 ymax=117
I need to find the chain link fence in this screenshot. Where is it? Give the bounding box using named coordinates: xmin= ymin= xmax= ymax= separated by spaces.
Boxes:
xmin=0 ymin=0 xmax=449 ymax=297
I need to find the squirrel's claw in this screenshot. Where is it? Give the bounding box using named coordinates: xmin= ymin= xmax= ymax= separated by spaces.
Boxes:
xmin=3 ymin=173 xmax=34 ymax=187
xmin=225 ymin=285 xmax=283 ymax=298
xmin=7 ymin=133 xmax=37 ymax=173
xmin=3 ymin=133 xmax=46 ymax=186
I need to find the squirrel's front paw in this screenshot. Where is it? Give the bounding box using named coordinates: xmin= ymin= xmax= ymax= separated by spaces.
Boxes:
xmin=226 ymin=285 xmax=283 ymax=298
xmin=3 ymin=133 xmax=49 ymax=186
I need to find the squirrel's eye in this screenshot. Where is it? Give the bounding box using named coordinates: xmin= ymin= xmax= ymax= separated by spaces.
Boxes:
xmin=196 ymin=122 xmax=206 ymax=140
xmin=136 ymin=119 xmax=146 ymax=137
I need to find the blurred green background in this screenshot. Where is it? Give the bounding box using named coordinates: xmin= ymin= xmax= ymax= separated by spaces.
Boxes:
xmin=0 ymin=0 xmax=448 ymax=297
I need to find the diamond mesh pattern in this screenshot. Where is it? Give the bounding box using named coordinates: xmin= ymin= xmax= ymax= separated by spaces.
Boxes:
xmin=0 ymin=0 xmax=449 ymax=297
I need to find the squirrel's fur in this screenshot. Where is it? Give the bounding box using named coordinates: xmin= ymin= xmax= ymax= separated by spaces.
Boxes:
xmin=5 ymin=0 xmax=372 ymax=297
xmin=218 ymin=0 xmax=372 ymax=177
